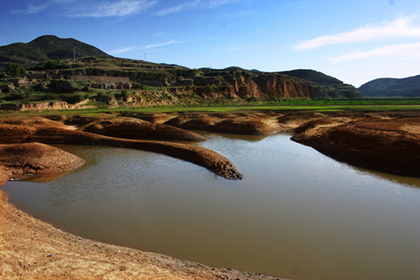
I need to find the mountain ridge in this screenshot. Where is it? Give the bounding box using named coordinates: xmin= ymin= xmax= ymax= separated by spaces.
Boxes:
xmin=359 ymin=75 xmax=420 ymax=97
xmin=0 ymin=35 xmax=110 ymax=65
xmin=0 ymin=35 xmax=361 ymax=102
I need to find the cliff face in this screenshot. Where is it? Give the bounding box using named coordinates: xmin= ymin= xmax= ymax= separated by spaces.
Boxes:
xmin=190 ymin=74 xmax=325 ymax=100
xmin=255 ymin=75 xmax=323 ymax=99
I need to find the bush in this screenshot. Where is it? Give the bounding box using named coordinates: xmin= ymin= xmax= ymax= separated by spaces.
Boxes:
xmin=60 ymin=93 xmax=86 ymax=104
xmin=4 ymin=92 xmax=26 ymax=101
xmin=204 ymin=83 xmax=219 ymax=92
xmin=121 ymin=90 xmax=130 ymax=98
xmin=5 ymin=63 xmax=26 ymax=76
xmin=43 ymin=93 xmax=60 ymax=101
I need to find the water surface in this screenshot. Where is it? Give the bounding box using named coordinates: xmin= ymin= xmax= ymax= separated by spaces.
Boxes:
xmin=2 ymin=133 xmax=419 ymax=280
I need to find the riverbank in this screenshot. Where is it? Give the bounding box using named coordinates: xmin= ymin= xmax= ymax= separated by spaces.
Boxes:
xmin=1 ymin=110 xmax=420 ymax=279
xmin=0 ymin=142 xmax=282 ymax=279
xmin=0 ymin=189 xmax=286 ymax=280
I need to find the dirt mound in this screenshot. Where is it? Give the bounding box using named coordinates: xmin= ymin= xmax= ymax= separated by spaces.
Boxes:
xmin=0 ymin=142 xmax=85 ymax=183
xmin=165 ymin=113 xmax=288 ymax=135
xmin=81 ymin=117 xmax=208 ymax=142
xmin=122 ymin=112 xmax=177 ymax=124
xmin=0 ymin=122 xmax=242 ymax=180
xmin=292 ymin=118 xmax=420 ymax=177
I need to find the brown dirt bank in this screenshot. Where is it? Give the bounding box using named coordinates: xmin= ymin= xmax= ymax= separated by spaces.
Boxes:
xmin=164 ymin=112 xmax=287 ymax=135
xmin=0 ymin=117 xmax=242 ymax=180
xmin=64 ymin=115 xmax=209 ymax=142
xmin=291 ymin=113 xmax=420 ymax=177
xmin=0 ymin=140 xmax=280 ymax=280
xmin=2 ymin=110 xmax=420 ymax=279
xmin=0 ymin=142 xmax=85 ymax=182
xmin=0 ymin=190 xmax=287 ymax=280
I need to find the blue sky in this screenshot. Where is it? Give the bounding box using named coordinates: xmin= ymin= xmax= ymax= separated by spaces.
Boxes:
xmin=1 ymin=0 xmax=420 ymax=87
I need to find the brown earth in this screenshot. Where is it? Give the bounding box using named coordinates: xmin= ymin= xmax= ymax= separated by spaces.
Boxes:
xmin=0 ymin=190 xmax=285 ymax=280
xmin=2 ymin=110 xmax=420 ymax=280
xmin=164 ymin=112 xmax=291 ymax=135
xmin=0 ymin=142 xmax=85 ymax=181
xmin=0 ymin=116 xmax=242 ymax=180
xmin=291 ymin=112 xmax=420 ymax=177
xmin=66 ymin=115 xmax=209 ymax=142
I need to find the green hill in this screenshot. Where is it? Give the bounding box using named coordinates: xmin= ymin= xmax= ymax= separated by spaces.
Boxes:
xmin=359 ymin=75 xmax=420 ymax=97
xmin=0 ymin=35 xmax=110 ymax=66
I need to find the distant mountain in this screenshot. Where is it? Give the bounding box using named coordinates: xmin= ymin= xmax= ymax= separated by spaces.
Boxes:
xmin=278 ymin=69 xmax=361 ymax=98
xmin=359 ymin=75 xmax=420 ymax=97
xmin=0 ymin=35 xmax=110 ymax=65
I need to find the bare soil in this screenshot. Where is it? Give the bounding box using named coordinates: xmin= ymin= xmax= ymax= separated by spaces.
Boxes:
xmin=0 ymin=116 xmax=242 ymax=180
xmin=291 ymin=112 xmax=420 ymax=177
xmin=2 ymin=110 xmax=420 ymax=279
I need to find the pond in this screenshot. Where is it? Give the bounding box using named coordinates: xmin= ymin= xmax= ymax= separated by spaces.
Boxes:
xmin=1 ymin=132 xmax=420 ymax=280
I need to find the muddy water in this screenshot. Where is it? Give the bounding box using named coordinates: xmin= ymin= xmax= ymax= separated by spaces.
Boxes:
xmin=1 ymin=133 xmax=420 ymax=280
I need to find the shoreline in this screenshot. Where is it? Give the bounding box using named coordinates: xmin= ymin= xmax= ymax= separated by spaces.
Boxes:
xmin=2 ymin=110 xmax=420 ymax=279
xmin=0 ymin=188 xmax=286 ymax=280
xmin=0 ymin=142 xmax=284 ymax=279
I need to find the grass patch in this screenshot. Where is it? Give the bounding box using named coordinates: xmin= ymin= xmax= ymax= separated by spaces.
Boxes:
xmin=2 ymin=100 xmax=420 ymax=117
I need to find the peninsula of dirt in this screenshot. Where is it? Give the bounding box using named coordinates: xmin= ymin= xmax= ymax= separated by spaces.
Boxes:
xmin=0 ymin=116 xmax=242 ymax=180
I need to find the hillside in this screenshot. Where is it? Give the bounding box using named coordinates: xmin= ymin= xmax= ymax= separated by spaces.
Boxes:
xmin=0 ymin=35 xmax=109 ymax=66
xmin=359 ymin=75 xmax=420 ymax=97
xmin=0 ymin=36 xmax=361 ymax=110
xmin=278 ymin=69 xmax=360 ymax=98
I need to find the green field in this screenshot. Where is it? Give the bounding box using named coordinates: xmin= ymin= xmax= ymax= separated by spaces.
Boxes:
xmin=2 ymin=98 xmax=420 ymax=117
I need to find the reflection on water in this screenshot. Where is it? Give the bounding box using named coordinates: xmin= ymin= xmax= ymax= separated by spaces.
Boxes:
xmin=1 ymin=133 xmax=420 ymax=280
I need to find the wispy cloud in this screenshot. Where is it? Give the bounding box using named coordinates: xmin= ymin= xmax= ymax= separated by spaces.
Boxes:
xmin=12 ymin=0 xmax=156 ymax=17
xmin=209 ymin=0 xmax=245 ymax=8
xmin=107 ymin=47 xmax=134 ymax=55
xmin=331 ymin=42 xmax=420 ymax=63
xmin=153 ymin=32 xmax=166 ymax=37
xmin=155 ymin=0 xmax=200 ymax=16
xmin=144 ymin=40 xmax=185 ymax=49
xmin=296 ymin=16 xmax=420 ymax=50
xmin=11 ymin=0 xmax=66 ymax=14
xmin=155 ymin=0 xmax=248 ymax=16
xmin=73 ymin=0 xmax=157 ymax=17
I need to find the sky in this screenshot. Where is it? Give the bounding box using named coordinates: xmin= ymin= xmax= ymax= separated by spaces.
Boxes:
xmin=1 ymin=0 xmax=420 ymax=87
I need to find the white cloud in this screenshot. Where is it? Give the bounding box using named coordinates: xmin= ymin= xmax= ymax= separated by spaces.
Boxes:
xmin=331 ymin=42 xmax=420 ymax=63
xmin=155 ymin=0 xmax=200 ymax=16
xmin=11 ymin=2 xmax=51 ymax=14
xmin=107 ymin=47 xmax=134 ymax=55
xmin=144 ymin=40 xmax=185 ymax=49
xmin=209 ymin=0 xmax=244 ymax=8
xmin=12 ymin=0 xmax=156 ymax=17
xmin=73 ymin=0 xmax=157 ymax=17
xmin=296 ymin=16 xmax=420 ymax=50
xmin=155 ymin=0 xmax=247 ymax=16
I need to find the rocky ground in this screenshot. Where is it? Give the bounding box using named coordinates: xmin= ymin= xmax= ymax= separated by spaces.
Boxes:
xmin=1 ymin=110 xmax=420 ymax=279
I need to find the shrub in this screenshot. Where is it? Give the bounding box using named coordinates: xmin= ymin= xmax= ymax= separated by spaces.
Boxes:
xmin=5 ymin=63 xmax=26 ymax=76
xmin=121 ymin=90 xmax=130 ymax=98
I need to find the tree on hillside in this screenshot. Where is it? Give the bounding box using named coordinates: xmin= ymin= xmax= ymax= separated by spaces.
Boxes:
xmin=5 ymin=63 xmax=26 ymax=76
